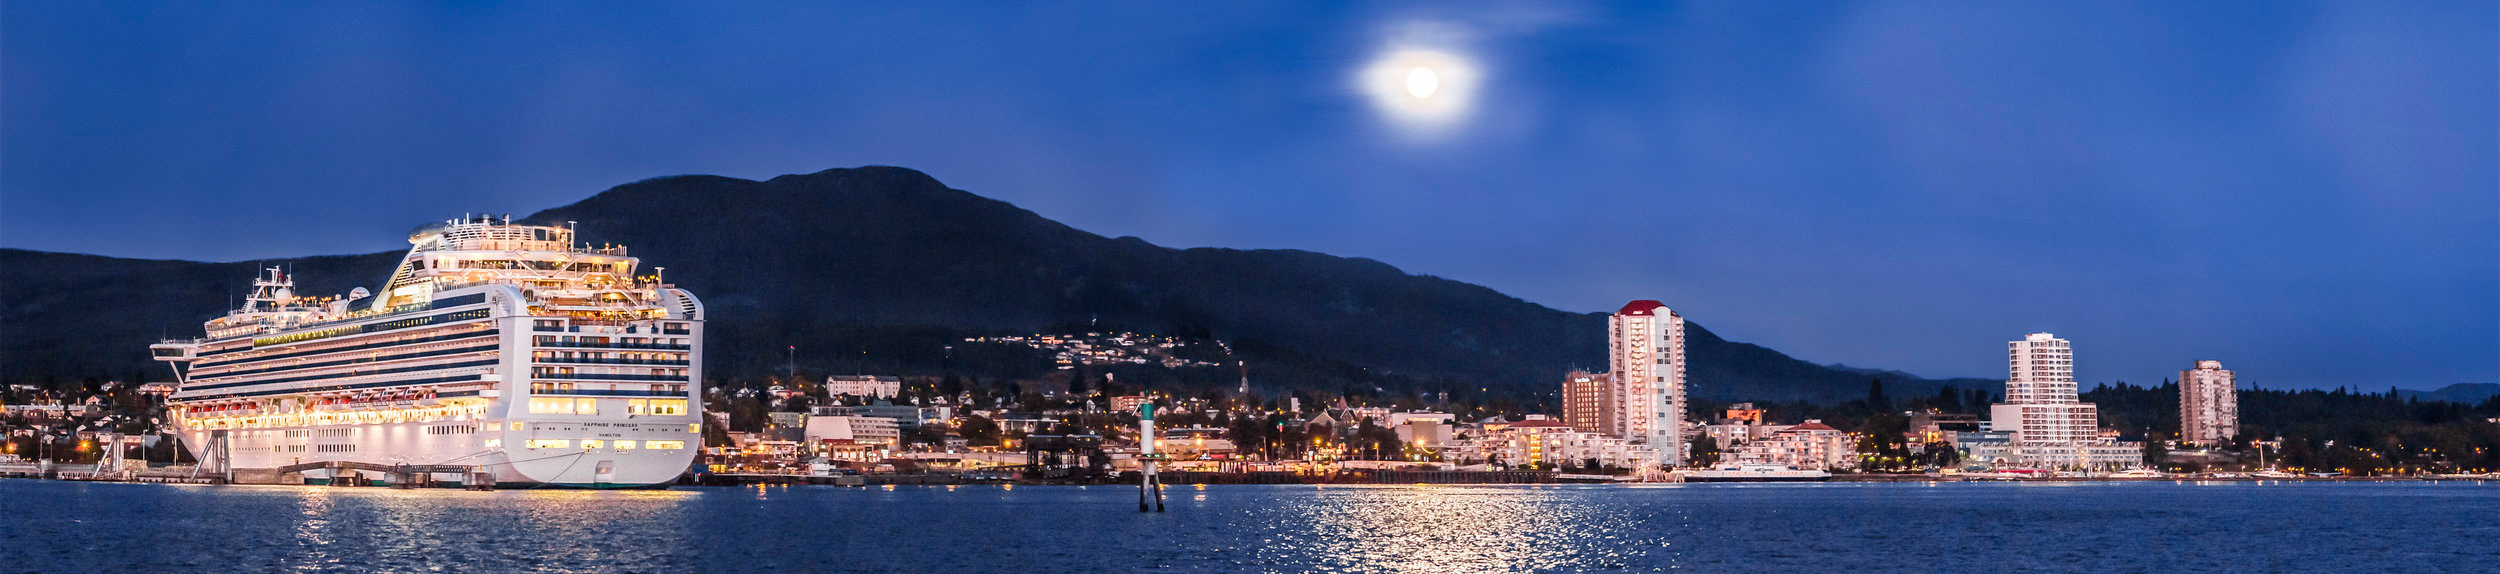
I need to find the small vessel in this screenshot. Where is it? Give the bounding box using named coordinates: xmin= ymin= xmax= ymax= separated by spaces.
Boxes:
xmin=2108 ymin=468 xmax=2167 ymax=479
xmin=1687 ymin=463 xmax=1832 ymax=482
xmin=2250 ymin=470 xmax=2299 ymax=479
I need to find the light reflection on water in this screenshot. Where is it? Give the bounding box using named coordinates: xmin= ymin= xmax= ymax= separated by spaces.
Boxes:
xmin=2 ymin=480 xmax=2494 ymax=573
xmin=1240 ymin=486 xmax=1672 ymax=573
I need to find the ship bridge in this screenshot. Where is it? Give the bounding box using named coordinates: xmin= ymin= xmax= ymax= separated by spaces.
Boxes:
xmin=378 ymin=215 xmax=669 ymax=319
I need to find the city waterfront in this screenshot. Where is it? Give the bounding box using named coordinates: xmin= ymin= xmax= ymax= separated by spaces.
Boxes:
xmin=3 ymin=480 xmax=2493 ymax=573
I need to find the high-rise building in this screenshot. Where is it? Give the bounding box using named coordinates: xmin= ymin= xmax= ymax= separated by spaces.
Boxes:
xmin=1610 ymin=300 xmax=1687 ymax=467
xmin=1561 ymin=370 xmax=1615 ymax=434
xmin=2179 ymin=360 xmax=2238 ymax=444
xmin=1989 ymin=333 xmax=2101 ymax=445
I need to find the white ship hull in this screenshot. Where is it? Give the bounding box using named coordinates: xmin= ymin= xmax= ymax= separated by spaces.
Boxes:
xmin=184 ymin=419 xmax=697 ymax=487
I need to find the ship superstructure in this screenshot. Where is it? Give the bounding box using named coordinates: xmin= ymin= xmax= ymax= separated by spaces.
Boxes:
xmin=150 ymin=215 xmax=704 ymax=487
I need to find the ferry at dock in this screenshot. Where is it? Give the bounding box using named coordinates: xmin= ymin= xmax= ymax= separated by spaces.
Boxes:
xmin=149 ymin=216 xmax=704 ymax=487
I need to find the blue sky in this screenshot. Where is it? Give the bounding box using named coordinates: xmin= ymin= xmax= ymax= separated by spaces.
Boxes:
xmin=4 ymin=2 xmax=2493 ymax=389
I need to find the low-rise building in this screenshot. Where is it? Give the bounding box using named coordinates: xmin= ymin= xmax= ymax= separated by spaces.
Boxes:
xmin=1965 ymin=438 xmax=2143 ymax=471
xmin=1701 ymin=422 xmax=1775 ymax=446
xmin=1395 ymin=420 xmax=1456 ymax=448
xmin=817 ymin=403 xmax=950 ymax=429
xmin=1450 ymin=416 xmax=1655 ymax=470
xmin=824 ymin=375 xmax=903 ymax=399
xmin=1387 ymin=411 xmax=1455 ymax=427
xmin=804 ymin=415 xmax=901 ymax=448
xmin=1907 ymin=411 xmax=1984 ymax=445
xmin=1722 ymin=403 xmax=1765 ymax=424
xmin=1728 ymin=420 xmax=1856 ymax=471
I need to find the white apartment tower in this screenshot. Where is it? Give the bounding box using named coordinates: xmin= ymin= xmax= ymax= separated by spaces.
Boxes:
xmin=2179 ymin=360 xmax=2238 ymax=444
xmin=1609 ymin=300 xmax=1687 ymax=467
xmin=1989 ymin=333 xmax=2101 ymax=445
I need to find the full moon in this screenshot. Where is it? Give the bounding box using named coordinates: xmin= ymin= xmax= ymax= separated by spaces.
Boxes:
xmin=1406 ymin=67 xmax=1440 ymax=98
xmin=1360 ymin=48 xmax=1479 ymax=132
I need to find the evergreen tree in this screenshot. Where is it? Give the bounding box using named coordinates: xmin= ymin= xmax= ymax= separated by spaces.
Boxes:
xmin=1933 ymin=386 xmax=1963 ymax=413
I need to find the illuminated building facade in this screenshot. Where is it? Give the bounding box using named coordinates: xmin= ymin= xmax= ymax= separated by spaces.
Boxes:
xmin=1610 ymin=300 xmax=1687 ymax=467
xmin=1560 ymin=370 xmax=1614 ymax=434
xmin=2179 ymin=360 xmax=2239 ymax=445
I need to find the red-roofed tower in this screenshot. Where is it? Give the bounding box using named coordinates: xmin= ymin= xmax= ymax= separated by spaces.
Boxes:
xmin=1609 ymin=299 xmax=1687 ymax=468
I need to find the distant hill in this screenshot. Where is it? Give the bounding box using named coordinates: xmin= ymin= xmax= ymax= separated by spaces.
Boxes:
xmin=4 ymin=166 xmax=1990 ymax=403
xmin=2397 ymin=383 xmax=2500 ymax=405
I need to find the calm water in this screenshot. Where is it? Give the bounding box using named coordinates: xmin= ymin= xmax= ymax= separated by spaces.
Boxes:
xmin=1 ymin=479 xmax=2494 ymax=573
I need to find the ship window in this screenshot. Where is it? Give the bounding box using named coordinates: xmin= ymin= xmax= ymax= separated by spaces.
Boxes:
xmin=581 ymin=440 xmax=604 ymax=450
xmin=483 ymin=439 xmax=502 ymax=448
xmin=528 ymin=398 xmax=574 ymax=415
xmin=575 ymin=398 xmax=598 ymax=415
xmin=526 ymin=439 xmax=570 ymax=449
xmin=626 ymin=399 xmax=647 ymax=415
xmin=613 ymin=440 xmax=636 ymax=450
xmin=648 ymin=399 xmax=687 ymax=416
xmin=646 ymin=440 xmax=686 ymax=450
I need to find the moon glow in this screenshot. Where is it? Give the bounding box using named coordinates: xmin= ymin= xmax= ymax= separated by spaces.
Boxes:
xmin=1362 ymin=48 xmax=1479 ymax=132
xmin=1406 ymin=67 xmax=1440 ymax=98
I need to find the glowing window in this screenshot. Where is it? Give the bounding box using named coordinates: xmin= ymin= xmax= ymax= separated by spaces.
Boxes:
xmin=529 ymin=398 xmax=573 ymax=415
xmin=648 ymin=399 xmax=687 ymax=416
xmin=581 ymin=440 xmax=604 ymax=449
xmin=511 ymin=421 xmax=524 ymax=431
xmin=613 ymin=440 xmax=637 ymax=450
xmin=525 ymin=439 xmax=570 ymax=449
xmin=574 ymin=398 xmax=598 ymax=415
xmin=627 ymin=399 xmax=648 ymax=415
xmin=483 ymin=439 xmax=502 ymax=448
xmin=645 ymin=440 xmax=686 ymax=450
xmin=687 ymin=424 xmax=701 ymax=434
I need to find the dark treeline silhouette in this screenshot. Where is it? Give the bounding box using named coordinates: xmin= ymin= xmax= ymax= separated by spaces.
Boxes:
xmin=2081 ymin=381 xmax=2500 ymax=474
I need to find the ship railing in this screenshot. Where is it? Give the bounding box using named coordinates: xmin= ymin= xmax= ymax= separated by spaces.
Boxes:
xmin=260 ymin=299 xmax=437 ymax=335
xmin=534 ymin=341 xmax=693 ymax=350
xmin=531 ymin=358 xmax=692 ymax=366
xmin=424 ymin=240 xmax=629 ymax=257
xmin=526 ymin=389 xmax=695 ymax=397
xmin=524 ymin=373 xmax=692 ymax=382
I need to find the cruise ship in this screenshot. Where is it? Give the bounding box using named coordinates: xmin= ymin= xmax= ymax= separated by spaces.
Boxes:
xmin=149 ymin=216 xmax=704 ymax=487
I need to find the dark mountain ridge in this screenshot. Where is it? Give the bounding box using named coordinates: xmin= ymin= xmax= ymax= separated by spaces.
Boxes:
xmin=3 ymin=166 xmax=1988 ymax=403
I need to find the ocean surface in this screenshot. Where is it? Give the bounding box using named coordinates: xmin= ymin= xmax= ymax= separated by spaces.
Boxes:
xmin=0 ymin=479 xmax=2493 ymax=573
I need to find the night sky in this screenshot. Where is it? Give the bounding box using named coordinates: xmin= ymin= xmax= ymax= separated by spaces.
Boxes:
xmin=5 ymin=2 xmax=2493 ymax=390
